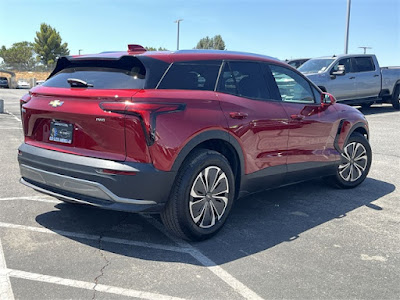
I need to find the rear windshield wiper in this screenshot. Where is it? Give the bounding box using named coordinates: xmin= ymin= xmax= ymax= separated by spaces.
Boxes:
xmin=67 ymin=78 xmax=93 ymax=88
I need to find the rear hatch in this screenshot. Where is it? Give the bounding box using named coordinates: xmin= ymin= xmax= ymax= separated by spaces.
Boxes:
xmin=21 ymin=56 xmax=152 ymax=162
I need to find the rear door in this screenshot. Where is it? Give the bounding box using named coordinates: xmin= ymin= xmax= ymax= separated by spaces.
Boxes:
xmin=353 ymin=56 xmax=381 ymax=98
xmin=268 ymin=64 xmax=341 ymax=172
xmin=217 ymin=61 xmax=289 ymax=185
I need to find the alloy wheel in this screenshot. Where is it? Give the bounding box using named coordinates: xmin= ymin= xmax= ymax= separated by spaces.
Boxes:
xmin=339 ymin=142 xmax=368 ymax=182
xmin=189 ymin=166 xmax=229 ymax=228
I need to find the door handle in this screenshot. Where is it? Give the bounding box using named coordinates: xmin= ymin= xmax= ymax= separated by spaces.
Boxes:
xmin=290 ymin=114 xmax=305 ymax=121
xmin=229 ymin=112 xmax=248 ymax=119
xmin=349 ymin=76 xmax=356 ymax=79
xmin=373 ymin=74 xmax=380 ymax=77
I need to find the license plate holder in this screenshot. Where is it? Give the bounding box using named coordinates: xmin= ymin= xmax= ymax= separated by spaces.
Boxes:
xmin=49 ymin=121 xmax=73 ymax=144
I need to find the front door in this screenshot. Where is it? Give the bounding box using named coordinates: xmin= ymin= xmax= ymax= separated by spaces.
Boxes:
xmin=268 ymin=64 xmax=341 ymax=175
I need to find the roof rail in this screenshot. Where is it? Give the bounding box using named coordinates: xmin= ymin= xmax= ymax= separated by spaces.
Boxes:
xmin=128 ymin=44 xmax=147 ymax=52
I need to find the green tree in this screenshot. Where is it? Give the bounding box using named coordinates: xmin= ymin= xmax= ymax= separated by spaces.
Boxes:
xmin=145 ymin=46 xmax=169 ymax=51
xmin=0 ymin=41 xmax=36 ymax=70
xmin=33 ymin=23 xmax=69 ymax=67
xmin=195 ymin=35 xmax=226 ymax=50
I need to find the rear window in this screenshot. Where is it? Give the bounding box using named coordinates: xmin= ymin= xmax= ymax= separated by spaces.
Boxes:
xmin=43 ymin=57 xmax=146 ymax=89
xmin=354 ymin=57 xmax=375 ymax=72
xmin=157 ymin=60 xmax=222 ymax=91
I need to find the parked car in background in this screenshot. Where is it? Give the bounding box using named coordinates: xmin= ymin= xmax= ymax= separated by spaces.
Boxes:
xmin=17 ymin=80 xmax=30 ymax=89
xmin=36 ymin=80 xmax=45 ymax=85
xmin=286 ymin=58 xmax=310 ymax=69
xmin=18 ymin=46 xmax=372 ymax=241
xmin=0 ymin=76 xmax=9 ymax=88
xmin=299 ymin=54 xmax=400 ymax=109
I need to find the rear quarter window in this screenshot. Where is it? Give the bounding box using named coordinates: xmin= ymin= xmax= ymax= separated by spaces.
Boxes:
xmin=157 ymin=61 xmax=222 ymax=91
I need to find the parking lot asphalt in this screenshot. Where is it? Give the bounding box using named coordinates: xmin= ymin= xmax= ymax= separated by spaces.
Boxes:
xmin=0 ymin=89 xmax=399 ymax=299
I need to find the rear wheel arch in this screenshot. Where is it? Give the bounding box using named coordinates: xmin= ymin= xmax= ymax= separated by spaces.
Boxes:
xmin=391 ymin=83 xmax=400 ymax=110
xmin=171 ymin=130 xmax=245 ymax=196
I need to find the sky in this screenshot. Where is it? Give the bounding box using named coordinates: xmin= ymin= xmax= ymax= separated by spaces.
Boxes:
xmin=0 ymin=0 xmax=399 ymax=66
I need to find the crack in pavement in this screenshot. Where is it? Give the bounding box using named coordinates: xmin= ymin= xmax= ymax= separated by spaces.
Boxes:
xmin=92 ymin=234 xmax=111 ymax=300
xmin=91 ymin=214 xmax=130 ymax=300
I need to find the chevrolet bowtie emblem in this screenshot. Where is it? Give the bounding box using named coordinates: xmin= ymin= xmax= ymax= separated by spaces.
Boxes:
xmin=49 ymin=100 xmax=64 ymax=107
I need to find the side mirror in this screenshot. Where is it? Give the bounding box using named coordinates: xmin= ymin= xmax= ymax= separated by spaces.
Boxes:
xmin=321 ymin=92 xmax=336 ymax=106
xmin=331 ymin=65 xmax=345 ymax=76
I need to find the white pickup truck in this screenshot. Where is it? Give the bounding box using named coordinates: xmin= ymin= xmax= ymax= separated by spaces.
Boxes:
xmin=298 ymin=54 xmax=400 ymax=109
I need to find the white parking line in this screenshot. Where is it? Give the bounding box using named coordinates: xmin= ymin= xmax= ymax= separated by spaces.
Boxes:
xmin=143 ymin=216 xmax=264 ymax=300
xmin=0 ymin=127 xmax=22 ymax=130
xmin=0 ymin=196 xmax=60 ymax=204
xmin=0 ymin=222 xmax=188 ymax=254
xmin=4 ymin=111 xmax=21 ymax=122
xmin=3 ymin=268 xmax=185 ymax=300
xmin=0 ymin=239 xmax=15 ymax=300
xmin=4 ymin=196 xmax=264 ymax=299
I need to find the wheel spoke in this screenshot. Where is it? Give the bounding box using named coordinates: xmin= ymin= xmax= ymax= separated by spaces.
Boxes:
xmin=191 ymin=201 xmax=207 ymax=223
xmin=339 ymin=163 xmax=351 ymax=181
xmin=354 ymin=160 xmax=366 ymax=171
xmin=199 ymin=202 xmax=215 ymax=228
xmin=203 ymin=168 xmax=210 ymax=192
xmin=190 ymin=174 xmax=207 ymax=198
xmin=211 ymin=173 xmax=228 ymax=195
xmin=210 ymin=196 xmax=228 ymax=218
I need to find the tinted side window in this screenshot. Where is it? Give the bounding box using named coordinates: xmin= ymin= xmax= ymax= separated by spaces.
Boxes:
xmin=333 ymin=58 xmax=353 ymax=73
xmin=354 ymin=57 xmax=375 ymax=72
xmin=158 ymin=61 xmax=221 ymax=90
xmin=217 ymin=61 xmax=271 ymax=100
xmin=269 ymin=64 xmax=315 ymax=103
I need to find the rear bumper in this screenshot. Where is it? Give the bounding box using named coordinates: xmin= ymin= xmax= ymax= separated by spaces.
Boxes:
xmin=18 ymin=143 xmax=176 ymax=212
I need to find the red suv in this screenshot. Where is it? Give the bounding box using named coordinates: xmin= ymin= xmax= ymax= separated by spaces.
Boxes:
xmin=18 ymin=45 xmax=372 ymax=241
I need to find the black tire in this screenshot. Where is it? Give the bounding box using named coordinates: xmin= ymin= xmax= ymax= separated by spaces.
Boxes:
xmin=392 ymin=84 xmax=400 ymax=110
xmin=161 ymin=149 xmax=235 ymax=241
xmin=330 ymin=132 xmax=372 ymax=189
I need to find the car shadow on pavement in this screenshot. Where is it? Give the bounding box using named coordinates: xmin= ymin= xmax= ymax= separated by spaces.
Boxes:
xmin=358 ymin=104 xmax=399 ymax=115
xmin=35 ymin=177 xmax=395 ymax=266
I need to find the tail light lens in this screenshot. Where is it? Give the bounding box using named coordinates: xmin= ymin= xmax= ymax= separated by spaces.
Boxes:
xmin=99 ymin=101 xmax=185 ymax=145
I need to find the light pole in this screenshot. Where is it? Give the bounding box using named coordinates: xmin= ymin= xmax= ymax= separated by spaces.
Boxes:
xmin=78 ymin=49 xmax=83 ymax=55
xmin=174 ymin=19 xmax=183 ymax=50
xmin=344 ymin=0 xmax=351 ymax=54
xmin=358 ymin=46 xmax=372 ymax=54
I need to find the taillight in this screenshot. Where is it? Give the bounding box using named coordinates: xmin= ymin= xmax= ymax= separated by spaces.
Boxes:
xmin=20 ymin=93 xmax=31 ymax=116
xmin=99 ymin=101 xmax=185 ymax=145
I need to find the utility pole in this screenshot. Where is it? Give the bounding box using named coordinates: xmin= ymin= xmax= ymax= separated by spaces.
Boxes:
xmin=174 ymin=19 xmax=183 ymax=50
xmin=344 ymin=0 xmax=351 ymax=54
xmin=358 ymin=46 xmax=372 ymax=54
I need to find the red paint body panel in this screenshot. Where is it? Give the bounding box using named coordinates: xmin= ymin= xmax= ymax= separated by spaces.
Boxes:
xmin=280 ymin=102 xmax=341 ymax=164
xmin=217 ymin=93 xmax=289 ymax=174
xmin=22 ymin=87 xmax=151 ymax=162
xmin=334 ymin=103 xmax=369 ymax=150
xmin=131 ymin=89 xmax=227 ymax=171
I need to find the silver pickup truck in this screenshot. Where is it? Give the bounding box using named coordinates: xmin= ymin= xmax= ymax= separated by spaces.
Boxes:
xmin=298 ymin=54 xmax=400 ymax=109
